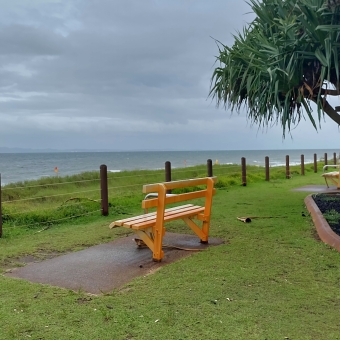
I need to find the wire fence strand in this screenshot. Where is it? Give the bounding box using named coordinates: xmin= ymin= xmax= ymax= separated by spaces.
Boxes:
xmin=3 ymin=178 xmax=101 ymax=190
xmin=2 ymin=188 xmax=101 ymax=204
xmin=106 ymin=166 xmax=213 ymax=181
xmin=108 ymin=183 xmax=146 ymax=190
xmin=3 ymin=200 xmax=101 ymax=216
xmin=3 ymin=209 xmax=102 ymax=230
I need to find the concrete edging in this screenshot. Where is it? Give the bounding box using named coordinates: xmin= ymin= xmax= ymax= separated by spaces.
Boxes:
xmin=305 ymin=194 xmax=340 ymax=252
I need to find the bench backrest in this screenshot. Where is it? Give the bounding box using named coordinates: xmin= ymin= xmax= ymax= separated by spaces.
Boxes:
xmin=142 ymin=177 xmax=217 ymax=212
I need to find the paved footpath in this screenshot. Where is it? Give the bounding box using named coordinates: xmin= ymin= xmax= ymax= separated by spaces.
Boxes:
xmin=4 ymin=233 xmax=223 ymax=294
xmin=291 ymin=184 xmax=337 ymax=192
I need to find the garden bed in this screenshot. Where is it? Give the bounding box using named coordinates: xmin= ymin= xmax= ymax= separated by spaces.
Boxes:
xmin=305 ymin=192 xmax=340 ymax=252
xmin=312 ymin=193 xmax=340 ymax=236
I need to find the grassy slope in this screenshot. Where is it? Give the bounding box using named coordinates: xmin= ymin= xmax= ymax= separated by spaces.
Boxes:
xmin=1 ymin=170 xmax=340 ymax=339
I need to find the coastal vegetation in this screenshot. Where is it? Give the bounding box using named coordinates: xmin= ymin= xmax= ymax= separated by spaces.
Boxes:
xmin=1 ymin=162 xmax=322 ymax=238
xmin=210 ymin=0 xmax=340 ymax=133
xmin=1 ymin=162 xmax=339 ymax=339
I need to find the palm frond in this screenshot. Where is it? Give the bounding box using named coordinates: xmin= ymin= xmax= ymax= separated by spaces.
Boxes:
xmin=210 ymin=0 xmax=340 ymax=135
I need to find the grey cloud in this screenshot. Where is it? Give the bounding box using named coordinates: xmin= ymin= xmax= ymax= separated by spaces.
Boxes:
xmin=1 ymin=0 xmax=334 ymax=151
xmin=0 ymin=25 xmax=64 ymax=56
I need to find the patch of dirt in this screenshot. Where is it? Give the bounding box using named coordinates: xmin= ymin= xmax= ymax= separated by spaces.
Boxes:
xmin=76 ymin=297 xmax=93 ymax=304
xmin=313 ymin=193 xmax=340 ymax=236
xmin=310 ymin=228 xmax=321 ymax=241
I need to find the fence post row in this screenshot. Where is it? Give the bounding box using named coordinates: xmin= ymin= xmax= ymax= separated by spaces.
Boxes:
xmin=301 ymin=155 xmax=305 ymax=176
xmin=314 ymin=154 xmax=317 ymax=173
xmin=207 ymin=159 xmax=213 ymax=177
xmin=100 ymin=164 xmax=109 ymax=216
xmin=286 ymin=155 xmax=290 ymax=179
xmin=165 ymin=161 xmax=172 ymax=194
xmin=241 ymin=157 xmax=247 ymax=186
xmin=265 ymin=156 xmax=269 ymax=181
xmin=152 ymin=153 xmax=331 ymax=191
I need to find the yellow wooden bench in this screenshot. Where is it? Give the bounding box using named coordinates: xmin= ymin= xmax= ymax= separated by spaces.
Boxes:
xmin=321 ymin=165 xmax=340 ymax=189
xmin=109 ymin=177 xmax=217 ymax=261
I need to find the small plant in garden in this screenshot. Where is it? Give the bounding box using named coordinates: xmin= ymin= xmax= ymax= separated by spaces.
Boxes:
xmin=323 ymin=209 xmax=340 ymax=226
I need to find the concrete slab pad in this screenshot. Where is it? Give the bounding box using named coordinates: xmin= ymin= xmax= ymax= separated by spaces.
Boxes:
xmin=292 ymin=185 xmax=338 ymax=192
xmin=4 ymin=233 xmax=224 ymax=295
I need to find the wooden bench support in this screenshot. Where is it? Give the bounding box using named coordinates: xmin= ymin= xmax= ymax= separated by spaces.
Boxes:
xmin=183 ymin=217 xmax=207 ymax=242
xmin=109 ymin=177 xmax=217 ymax=261
xmin=134 ymin=228 xmax=155 ymax=252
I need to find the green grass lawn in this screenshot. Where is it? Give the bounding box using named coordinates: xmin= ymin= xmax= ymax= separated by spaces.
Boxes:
xmin=1 ymin=168 xmax=340 ymax=339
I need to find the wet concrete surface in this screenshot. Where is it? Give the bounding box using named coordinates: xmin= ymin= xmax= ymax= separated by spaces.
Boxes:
xmin=4 ymin=233 xmax=224 ymax=295
xmin=292 ymin=185 xmax=338 ymax=192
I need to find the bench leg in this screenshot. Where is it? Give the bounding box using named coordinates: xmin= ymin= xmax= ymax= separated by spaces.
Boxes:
xmin=134 ymin=228 xmax=165 ymax=261
xmin=134 ymin=230 xmax=155 ymax=251
xmin=183 ymin=217 xmax=209 ymax=243
xmin=201 ymin=221 xmax=210 ymax=243
xmin=327 ymin=177 xmax=340 ymax=189
xmin=323 ymin=177 xmax=329 ymax=188
xmin=152 ymin=227 xmax=165 ymax=262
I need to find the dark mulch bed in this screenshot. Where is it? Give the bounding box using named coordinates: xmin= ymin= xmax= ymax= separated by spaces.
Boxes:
xmin=313 ymin=193 xmax=340 ymax=236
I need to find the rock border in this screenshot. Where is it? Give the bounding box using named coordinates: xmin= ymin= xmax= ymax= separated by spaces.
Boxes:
xmin=305 ymin=194 xmax=340 ymax=252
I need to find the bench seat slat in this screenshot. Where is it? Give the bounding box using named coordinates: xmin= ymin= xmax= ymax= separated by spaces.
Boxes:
xmin=116 ymin=205 xmax=204 ymax=230
xmin=131 ymin=206 xmax=204 ymax=230
xmin=161 ymin=206 xmax=204 ymax=222
xmin=110 ymin=204 xmax=195 ymax=228
xmin=322 ymin=171 xmax=339 ymax=178
xmin=124 ymin=205 xmax=202 ymax=229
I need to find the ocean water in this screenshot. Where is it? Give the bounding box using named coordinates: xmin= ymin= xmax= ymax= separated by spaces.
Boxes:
xmin=0 ymin=149 xmax=338 ymax=185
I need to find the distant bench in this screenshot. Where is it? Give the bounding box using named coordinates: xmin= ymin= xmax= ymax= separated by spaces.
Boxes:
xmin=321 ymin=165 xmax=340 ymax=189
xmin=109 ymin=177 xmax=217 ymax=261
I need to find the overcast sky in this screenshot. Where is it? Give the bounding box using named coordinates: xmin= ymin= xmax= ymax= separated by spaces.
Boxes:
xmin=0 ymin=0 xmax=340 ymax=151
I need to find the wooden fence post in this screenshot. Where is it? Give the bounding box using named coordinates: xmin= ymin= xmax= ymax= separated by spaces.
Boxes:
xmin=241 ymin=157 xmax=246 ymax=186
xmin=301 ymin=154 xmax=305 ymax=176
xmin=100 ymin=164 xmax=109 ymax=216
xmin=314 ymin=153 xmax=317 ymax=173
xmin=0 ymin=174 xmax=2 ymax=238
xmin=324 ymin=153 xmax=328 ymax=168
xmin=165 ymin=161 xmax=172 ymax=194
xmin=334 ymin=152 xmax=337 ymax=165
xmin=286 ymin=155 xmax=290 ymax=179
xmin=265 ymin=156 xmax=269 ymax=181
xmin=207 ymin=159 xmax=213 ymax=177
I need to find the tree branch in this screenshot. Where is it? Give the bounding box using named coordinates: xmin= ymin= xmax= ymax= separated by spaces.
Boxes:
xmin=311 ymin=98 xmax=340 ymax=125
xmin=320 ymin=89 xmax=340 ymax=96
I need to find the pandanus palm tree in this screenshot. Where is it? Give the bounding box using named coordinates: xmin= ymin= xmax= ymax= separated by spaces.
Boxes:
xmin=210 ymin=0 xmax=340 ymax=135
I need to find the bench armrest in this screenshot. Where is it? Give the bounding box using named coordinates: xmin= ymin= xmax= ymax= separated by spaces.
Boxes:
xmin=323 ymin=164 xmax=340 ymax=172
